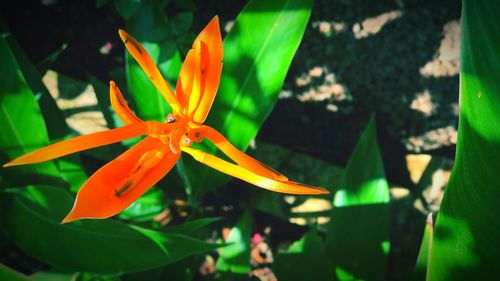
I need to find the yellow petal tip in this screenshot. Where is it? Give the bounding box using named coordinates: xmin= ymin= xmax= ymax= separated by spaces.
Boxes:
xmin=118 ymin=29 xmax=128 ymax=42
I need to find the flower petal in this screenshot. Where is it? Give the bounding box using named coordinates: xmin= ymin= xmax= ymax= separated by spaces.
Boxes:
xmin=62 ymin=137 xmax=179 ymax=223
xmin=109 ymin=80 xmax=142 ymax=124
xmin=202 ymin=125 xmax=288 ymax=181
xmin=118 ymin=29 xmax=181 ymax=114
xmin=181 ymin=16 xmax=223 ymax=125
xmin=3 ymin=122 xmax=152 ymax=167
xmin=181 ymin=146 xmax=329 ymax=195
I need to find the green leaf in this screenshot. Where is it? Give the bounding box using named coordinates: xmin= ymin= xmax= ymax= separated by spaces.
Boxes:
xmin=216 ymin=211 xmax=252 ymax=274
xmin=0 ymin=185 xmax=219 ymax=274
xmin=88 ymin=75 xmax=118 ymax=129
xmin=274 ymin=229 xmax=334 ymax=281
xmin=115 ymin=0 xmax=142 ymax=19
xmin=163 ymin=217 xmax=221 ymax=235
xmin=333 ymin=115 xmax=390 ymax=206
xmin=326 ymin=115 xmax=391 ymax=281
xmin=31 ymin=271 xmax=76 ymax=281
xmin=124 ymin=1 xmax=182 ymax=122
xmin=0 ymin=264 xmax=34 ymax=281
xmin=120 ymin=188 xmax=166 ymax=222
xmin=185 ymin=0 xmax=315 ymax=195
xmin=0 ymin=33 xmax=59 ymax=179
xmin=412 ymin=214 xmax=433 ymax=281
xmin=170 ymin=12 xmax=193 ymax=37
xmin=428 ymin=1 xmax=500 ymax=280
xmin=0 ymin=29 xmax=69 ymax=140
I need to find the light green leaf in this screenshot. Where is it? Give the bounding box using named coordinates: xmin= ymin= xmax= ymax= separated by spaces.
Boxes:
xmin=0 ymin=185 xmax=219 ymax=274
xmin=428 ymin=1 xmax=500 ymax=280
xmin=0 ymin=33 xmax=59 ymax=179
xmin=333 ymin=115 xmax=390 ymax=206
xmin=216 ymin=211 xmax=252 ymax=274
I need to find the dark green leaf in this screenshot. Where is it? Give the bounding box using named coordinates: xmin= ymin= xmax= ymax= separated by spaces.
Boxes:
xmin=274 ymin=229 xmax=334 ymax=281
xmin=428 ymin=1 xmax=500 ymax=279
xmin=164 ymin=217 xmax=221 ymax=235
xmin=412 ymin=214 xmax=433 ymax=281
xmin=170 ymin=12 xmax=193 ymax=37
xmin=0 ymin=185 xmax=219 ymax=274
xmin=115 ymin=0 xmax=142 ymax=19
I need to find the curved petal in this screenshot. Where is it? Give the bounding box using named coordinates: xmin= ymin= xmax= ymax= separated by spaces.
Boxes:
xmin=62 ymin=137 xmax=179 ymax=223
xmin=109 ymin=80 xmax=142 ymax=124
xmin=118 ymin=29 xmax=181 ymax=114
xmin=202 ymin=125 xmax=288 ymax=181
xmin=181 ymin=146 xmax=329 ymax=195
xmin=3 ymin=122 xmax=151 ymax=167
xmin=179 ymin=16 xmax=223 ymax=125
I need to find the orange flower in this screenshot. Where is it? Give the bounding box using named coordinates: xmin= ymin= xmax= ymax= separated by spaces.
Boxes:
xmin=3 ymin=16 xmax=328 ymax=223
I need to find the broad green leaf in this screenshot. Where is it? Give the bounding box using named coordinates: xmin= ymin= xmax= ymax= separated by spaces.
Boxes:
xmin=333 ymin=115 xmax=389 ymax=206
xmin=0 ymin=264 xmax=34 ymax=281
xmin=274 ymin=229 xmax=333 ymax=281
xmin=412 ymin=214 xmax=433 ymax=281
xmin=0 ymin=185 xmax=219 ymax=274
xmin=216 ymin=211 xmax=252 ymax=274
xmin=0 ymin=33 xmax=59 ymax=179
xmin=428 ymin=1 xmax=500 ymax=280
xmin=326 ymin=115 xmax=390 ymax=281
xmin=185 ymin=0 xmax=315 ymax=195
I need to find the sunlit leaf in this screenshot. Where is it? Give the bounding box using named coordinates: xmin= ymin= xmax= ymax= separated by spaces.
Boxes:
xmin=0 ymin=33 xmax=59 ymax=179
xmin=326 ymin=115 xmax=391 ymax=281
xmin=428 ymin=1 xmax=500 ymax=280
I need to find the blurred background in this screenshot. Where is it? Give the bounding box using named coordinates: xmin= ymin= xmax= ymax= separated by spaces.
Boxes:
xmin=0 ymin=0 xmax=462 ymax=280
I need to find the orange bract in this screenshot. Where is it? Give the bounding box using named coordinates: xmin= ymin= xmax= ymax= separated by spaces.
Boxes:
xmin=4 ymin=16 xmax=329 ymax=223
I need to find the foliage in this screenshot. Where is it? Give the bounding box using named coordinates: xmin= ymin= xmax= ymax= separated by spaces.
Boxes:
xmin=1 ymin=0 xmax=497 ymax=280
